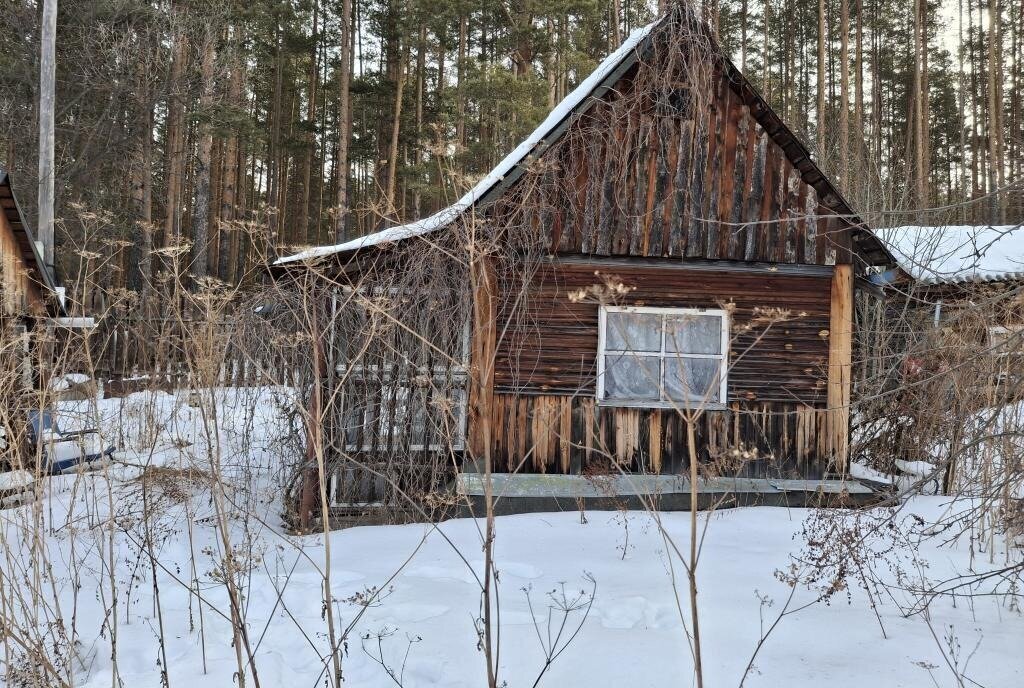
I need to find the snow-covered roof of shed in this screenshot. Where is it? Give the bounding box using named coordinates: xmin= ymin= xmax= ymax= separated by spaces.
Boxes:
xmin=275 ymin=18 xmax=664 ymax=265
xmin=878 ymin=224 xmax=1024 ymax=285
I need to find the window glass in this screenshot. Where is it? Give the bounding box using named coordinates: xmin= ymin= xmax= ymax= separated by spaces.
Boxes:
xmin=664 ymin=358 xmax=721 ymax=403
xmin=605 ymin=312 xmax=662 ymax=352
xmin=603 ymin=354 xmax=660 ymax=401
xmin=665 ymin=313 xmax=721 ymax=354
xmin=599 ymin=307 xmax=727 ymax=407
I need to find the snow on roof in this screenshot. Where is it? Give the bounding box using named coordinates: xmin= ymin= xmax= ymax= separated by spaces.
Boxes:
xmin=878 ymin=225 xmax=1024 ymax=285
xmin=275 ymin=18 xmax=664 ymax=265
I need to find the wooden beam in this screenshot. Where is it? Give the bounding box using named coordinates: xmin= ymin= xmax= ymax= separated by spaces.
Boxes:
xmin=827 ymin=264 xmax=853 ymax=472
xmin=468 ymin=255 xmax=498 ymax=464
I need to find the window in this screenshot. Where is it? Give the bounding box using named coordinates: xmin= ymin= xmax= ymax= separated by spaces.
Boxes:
xmin=597 ymin=306 xmax=729 ymax=408
xmin=988 ymin=325 xmax=1023 ymax=356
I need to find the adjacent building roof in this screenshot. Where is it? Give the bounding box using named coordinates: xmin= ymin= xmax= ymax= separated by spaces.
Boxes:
xmin=0 ymin=169 xmax=59 ymax=296
xmin=878 ymin=224 xmax=1024 ymax=286
xmin=276 ymin=12 xmax=894 ymax=268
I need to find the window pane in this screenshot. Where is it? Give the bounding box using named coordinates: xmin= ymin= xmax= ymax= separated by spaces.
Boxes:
xmin=666 ymin=313 xmax=722 ymax=355
xmin=664 ymin=358 xmax=721 ymax=403
xmin=606 ymin=312 xmax=662 ymax=352
xmin=603 ymin=354 xmax=660 ymax=401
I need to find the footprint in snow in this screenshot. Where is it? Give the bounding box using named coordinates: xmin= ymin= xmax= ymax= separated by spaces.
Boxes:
xmin=470 ymin=560 xmax=543 ymax=580
xmin=403 ymin=564 xmax=478 ymax=584
xmin=384 ymin=602 xmax=451 ymax=622
xmin=596 ymin=596 xmax=677 ymax=630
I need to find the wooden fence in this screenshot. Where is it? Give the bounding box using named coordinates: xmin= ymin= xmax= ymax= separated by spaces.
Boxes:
xmin=51 ymin=313 xmax=305 ymax=392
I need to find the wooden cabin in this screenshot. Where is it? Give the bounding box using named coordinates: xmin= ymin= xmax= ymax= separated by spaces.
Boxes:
xmin=0 ymin=170 xmax=58 ymax=324
xmin=0 ymin=169 xmax=62 ymax=402
xmin=271 ymin=11 xmax=897 ymax=526
xmin=880 ymin=224 xmax=1023 ymax=390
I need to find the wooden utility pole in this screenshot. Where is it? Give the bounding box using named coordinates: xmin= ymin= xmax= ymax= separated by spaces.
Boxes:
xmin=38 ymin=0 xmax=57 ymax=276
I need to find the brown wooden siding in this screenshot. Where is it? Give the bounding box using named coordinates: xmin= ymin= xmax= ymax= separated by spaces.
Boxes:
xmin=494 ymin=259 xmax=833 ymax=406
xmin=488 ymin=394 xmax=832 ymax=478
xmin=489 ymin=61 xmax=851 ymax=267
xmin=0 ymin=210 xmax=45 ymax=317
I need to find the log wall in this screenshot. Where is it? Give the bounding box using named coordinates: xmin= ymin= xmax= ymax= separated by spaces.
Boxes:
xmin=495 ymin=259 xmax=833 ymax=404
xmin=485 ymin=258 xmax=839 ymax=477
xmin=0 ymin=208 xmax=46 ymax=318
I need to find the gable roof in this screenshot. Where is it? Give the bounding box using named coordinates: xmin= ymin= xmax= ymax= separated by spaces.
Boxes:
xmin=276 ymin=13 xmax=894 ymax=268
xmin=878 ymin=224 xmax=1024 ymax=286
xmin=0 ymin=169 xmax=59 ymax=296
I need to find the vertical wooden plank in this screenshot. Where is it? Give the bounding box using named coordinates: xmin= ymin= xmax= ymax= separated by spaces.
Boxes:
xmin=803 ymin=186 xmax=818 ymax=263
xmin=702 ymin=96 xmax=722 ymax=258
xmin=532 ymin=396 xmax=551 ymax=472
xmin=649 ymin=117 xmax=676 ymax=256
xmin=583 ymin=398 xmax=596 ymax=468
xmin=467 ymin=256 xmax=497 ymax=463
xmin=559 ymin=396 xmax=572 ymax=473
xmin=686 ymin=114 xmax=709 ymax=258
xmin=648 ymin=411 xmax=663 ymax=473
xmin=793 ymin=180 xmax=808 ymax=263
xmin=744 ymin=132 xmax=767 ymax=260
xmin=781 ymin=166 xmax=798 ymax=263
xmin=597 ymin=122 xmax=623 ymax=255
xmin=669 ymin=118 xmax=694 ymax=255
xmin=565 ymin=144 xmax=587 ymax=252
xmin=827 ymin=264 xmax=853 ymax=473
xmin=626 ymin=116 xmax=653 ymax=255
xmin=726 ymin=108 xmax=750 ymax=259
xmin=580 ymin=147 xmax=603 ymax=253
xmin=517 ymin=397 xmax=529 ymax=468
xmin=716 ymin=94 xmax=740 ymax=258
xmin=757 ymin=147 xmax=779 ymax=261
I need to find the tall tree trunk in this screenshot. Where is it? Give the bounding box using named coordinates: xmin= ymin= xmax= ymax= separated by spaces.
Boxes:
xmin=957 ymin=0 xmax=968 ymax=219
xmin=165 ymin=5 xmax=189 ymax=250
xmin=269 ymin=20 xmax=283 ymax=247
xmin=816 ymin=0 xmax=826 ymax=157
xmin=300 ymin=0 xmax=319 ymax=244
xmin=219 ymin=37 xmax=243 ymax=282
xmin=854 ymin=0 xmax=864 ymax=168
xmin=191 ymin=30 xmax=217 ymax=281
xmin=130 ymin=60 xmax=154 ymax=301
xmin=986 ymin=0 xmax=1004 ymax=221
xmin=871 ymin=2 xmax=883 ymax=169
xmin=612 ymin=0 xmax=622 ymax=49
xmin=546 ymin=17 xmax=557 ymax=107
xmin=413 ymin=21 xmax=425 ymax=216
xmin=840 ymin=0 xmax=850 ymax=184
xmin=762 ymin=0 xmax=771 ymax=101
xmin=385 ymin=43 xmax=409 ymax=218
xmin=910 ymin=0 xmax=926 ymax=209
xmin=456 ymin=14 xmax=468 ymax=151
xmin=332 ymin=0 xmax=353 ymax=241
xmin=740 ymin=0 xmax=747 ymax=71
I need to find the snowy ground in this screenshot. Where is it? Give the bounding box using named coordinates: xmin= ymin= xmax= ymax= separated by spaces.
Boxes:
xmin=1 ymin=389 xmax=1022 ymax=687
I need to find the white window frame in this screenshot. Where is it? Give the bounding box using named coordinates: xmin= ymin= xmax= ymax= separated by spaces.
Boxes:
xmin=988 ymin=324 xmax=1023 ymax=356
xmin=596 ymin=305 xmax=729 ymax=409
